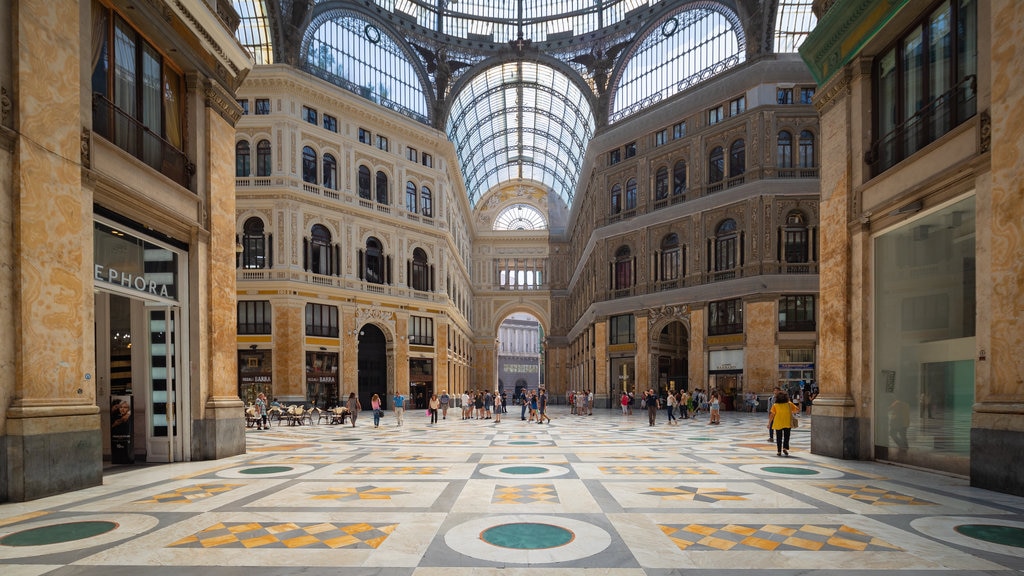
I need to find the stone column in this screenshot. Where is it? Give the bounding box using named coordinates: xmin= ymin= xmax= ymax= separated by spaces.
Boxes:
xmin=635 ymin=314 xmax=650 ymax=394
xmin=971 ymin=0 xmax=1024 ymax=496
xmin=4 ymin=0 xmax=101 ymax=501
xmin=744 ymin=299 xmax=776 ymax=393
xmin=200 ymin=80 xmax=245 ymax=459
xmin=688 ymin=307 xmax=706 ymax=390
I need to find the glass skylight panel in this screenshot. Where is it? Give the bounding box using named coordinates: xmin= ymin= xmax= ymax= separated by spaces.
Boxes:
xmin=233 ymin=0 xmax=273 ymax=64
xmin=494 ymin=204 xmax=547 ymax=231
xmin=774 ymin=0 xmax=817 ymax=53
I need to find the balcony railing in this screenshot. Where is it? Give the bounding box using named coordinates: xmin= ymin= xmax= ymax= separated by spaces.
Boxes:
xmin=92 ymin=93 xmax=192 ymax=189
xmin=866 ymin=76 xmax=977 ymax=177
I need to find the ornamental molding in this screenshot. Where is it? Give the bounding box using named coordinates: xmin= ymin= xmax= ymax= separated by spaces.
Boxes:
xmin=813 ymin=69 xmax=851 ymax=115
xmin=355 ymin=306 xmax=396 ymax=334
xmin=648 ymin=304 xmax=689 ymax=325
xmin=204 ymin=79 xmax=243 ymax=126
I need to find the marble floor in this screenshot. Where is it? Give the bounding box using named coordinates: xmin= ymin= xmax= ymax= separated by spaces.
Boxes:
xmin=2 ymin=408 xmax=1023 ymax=576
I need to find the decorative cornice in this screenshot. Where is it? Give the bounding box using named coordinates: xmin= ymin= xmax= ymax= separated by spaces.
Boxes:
xmin=979 ymin=109 xmax=991 ymax=154
xmin=355 ymin=306 xmax=396 ymax=334
xmin=205 ymin=79 xmax=244 ymax=126
xmin=80 ymin=128 xmax=91 ymax=169
xmin=813 ymin=68 xmax=852 ymax=115
xmin=799 ymin=0 xmax=910 ymax=85
xmin=648 ymin=304 xmax=689 ymax=325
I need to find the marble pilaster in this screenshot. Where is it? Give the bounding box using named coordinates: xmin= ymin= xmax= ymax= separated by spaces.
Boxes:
xmin=688 ymin=308 xmax=706 ymax=390
xmin=744 ymin=300 xmax=776 ymax=392
xmin=635 ymin=315 xmax=650 ymax=393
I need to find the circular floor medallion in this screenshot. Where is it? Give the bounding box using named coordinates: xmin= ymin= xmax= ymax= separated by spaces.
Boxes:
xmin=445 ymin=514 xmax=610 ymax=564
xmin=762 ymin=466 xmax=819 ymax=475
xmin=478 ymin=464 xmax=570 ymax=479
xmin=954 ymin=524 xmax=1024 ymax=548
xmin=216 ymin=463 xmax=314 ymax=478
xmin=739 ymin=463 xmax=843 ymax=479
xmin=912 ymin=516 xmax=1024 ymax=556
xmin=481 ymin=522 xmax=574 ymax=549
xmin=0 ymin=521 xmax=117 ymax=547
xmin=240 ymin=465 xmax=293 ymax=475
xmin=0 ymin=514 xmax=158 ymax=559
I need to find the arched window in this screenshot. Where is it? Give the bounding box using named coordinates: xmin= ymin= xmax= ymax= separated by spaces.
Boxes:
xmin=406 ymin=181 xmax=417 ymax=213
xmin=799 ymin=130 xmax=816 ymax=167
xmin=364 ymin=237 xmax=385 ymax=284
xmin=309 ymin=224 xmax=332 ymax=275
xmin=729 ymin=139 xmax=746 ymax=177
xmin=256 ymin=139 xmax=272 ymax=177
xmin=411 ymin=247 xmax=430 ymax=291
xmin=302 ymin=146 xmax=317 ymax=184
xmin=709 ymin=146 xmax=724 ymax=184
xmin=625 ymin=178 xmax=637 ymax=210
xmin=235 ymin=140 xmax=250 ymax=177
xmin=323 ymin=153 xmax=337 ymax=190
xmin=241 ymin=216 xmax=267 ymax=269
xmin=655 ymin=166 xmax=669 ymax=200
xmin=784 ymin=210 xmax=809 ymax=263
xmin=715 ymin=219 xmax=738 ymax=271
xmin=610 ymin=184 xmax=622 ymax=214
xmin=777 ymin=131 xmax=793 ymax=168
xmin=358 ymin=165 xmax=371 ymax=199
xmin=375 ymin=171 xmax=388 ymax=204
xmin=421 ymin=186 xmax=432 ymax=218
xmin=614 ymin=245 xmax=632 ymax=290
xmin=673 ymin=161 xmax=687 ymax=196
xmin=660 ymin=233 xmax=681 ymax=282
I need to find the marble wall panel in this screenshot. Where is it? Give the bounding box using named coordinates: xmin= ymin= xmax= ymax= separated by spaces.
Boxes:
xmin=207 ymin=109 xmax=240 ymax=399
xmin=744 ymin=300 xmax=776 ymax=392
xmin=688 ymin=309 xmax=706 ymax=389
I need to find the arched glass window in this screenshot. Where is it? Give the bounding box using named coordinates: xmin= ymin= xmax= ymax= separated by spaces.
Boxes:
xmin=323 ymin=153 xmax=337 ymax=190
xmin=715 ymin=219 xmax=738 ymax=271
xmin=256 ymin=139 xmax=272 ymax=177
xmin=304 ymin=13 xmax=428 ymax=122
xmin=358 ymin=165 xmax=371 ymax=199
xmin=729 ymin=139 xmax=745 ymax=177
xmin=611 ymin=7 xmax=744 ymax=122
xmin=784 ymin=210 xmax=809 ymax=263
xmin=302 ymin=146 xmax=317 ymax=184
xmin=375 ymin=171 xmax=388 ymax=204
xmin=610 ymin=183 xmax=622 ymax=214
xmin=310 ymin=224 xmax=332 ymax=275
xmin=625 ymin=178 xmax=637 ymax=210
xmin=235 ymin=140 xmax=250 ymax=177
xmin=673 ymin=161 xmax=687 ymax=196
xmin=660 ymin=233 xmax=681 ymax=282
xmin=655 ymin=166 xmax=669 ymax=200
xmin=493 ymin=204 xmax=547 ymax=230
xmin=614 ymin=245 xmax=632 ymax=290
xmin=365 ymin=237 xmax=384 ymax=284
xmin=420 ymin=186 xmax=433 ymax=218
xmin=241 ymin=216 xmax=266 ymax=269
xmin=406 ymin=181 xmax=418 ymax=213
xmin=411 ymin=247 xmax=430 ymax=291
xmin=709 ymin=146 xmax=724 ymax=184
xmin=799 ymin=130 xmax=816 ymax=167
xmin=777 ymin=131 xmax=793 ymax=168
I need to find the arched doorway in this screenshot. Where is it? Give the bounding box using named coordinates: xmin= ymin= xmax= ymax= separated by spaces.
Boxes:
xmin=497 ymin=313 xmax=544 ymax=401
xmin=655 ymin=320 xmax=689 ymax=394
xmin=357 ymin=324 xmax=388 ymax=411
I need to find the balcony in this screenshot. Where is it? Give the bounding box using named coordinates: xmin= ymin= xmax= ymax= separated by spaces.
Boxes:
xmin=92 ymin=93 xmax=192 ymax=189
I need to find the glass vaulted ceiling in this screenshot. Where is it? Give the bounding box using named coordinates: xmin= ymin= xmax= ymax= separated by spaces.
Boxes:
xmin=366 ymin=0 xmax=654 ymax=43
xmin=447 ymin=62 xmax=594 ymax=207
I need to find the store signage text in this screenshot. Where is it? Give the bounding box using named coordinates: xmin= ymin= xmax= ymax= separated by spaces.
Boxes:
xmin=95 ymin=265 xmax=172 ymax=298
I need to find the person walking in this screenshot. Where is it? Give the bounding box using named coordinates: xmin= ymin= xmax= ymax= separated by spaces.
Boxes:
xmin=428 ymin=393 xmax=440 ymax=425
xmin=538 ymin=389 xmax=551 ymax=424
xmin=767 ymin=387 xmax=782 ymax=441
xmin=709 ymin=391 xmax=721 ymax=425
xmin=392 ymin=391 xmax=405 ymax=427
xmin=646 ymin=389 xmax=659 ymax=426
xmin=665 ymin=391 xmax=678 ymax=425
xmin=768 ymin=391 xmax=799 ymax=456
xmin=493 ymin=391 xmax=503 ymax=423
xmin=345 ymin=392 xmax=361 ymax=428
xmin=371 ymin=394 xmax=382 ymax=428
xmin=440 ymin=390 xmax=451 ymax=420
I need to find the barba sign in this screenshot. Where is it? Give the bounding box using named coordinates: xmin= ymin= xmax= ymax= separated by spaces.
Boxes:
xmin=95 ymin=265 xmax=172 ymax=298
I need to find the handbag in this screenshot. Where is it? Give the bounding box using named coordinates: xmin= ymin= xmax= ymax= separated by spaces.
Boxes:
xmin=792 ymin=412 xmax=800 ymax=428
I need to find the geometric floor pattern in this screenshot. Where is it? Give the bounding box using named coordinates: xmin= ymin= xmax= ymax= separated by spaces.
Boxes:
xmin=2 ymin=408 xmax=1024 ymax=575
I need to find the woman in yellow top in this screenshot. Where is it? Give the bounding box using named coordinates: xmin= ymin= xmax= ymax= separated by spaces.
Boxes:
xmin=768 ymin=391 xmax=799 ymax=457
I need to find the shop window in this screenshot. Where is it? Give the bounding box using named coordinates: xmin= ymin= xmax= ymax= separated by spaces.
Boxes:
xmin=779 ymin=295 xmax=816 ymax=332
xmin=709 ymin=298 xmax=743 ymax=335
xmin=305 ymin=303 xmax=338 ymax=337
xmin=409 ymin=315 xmax=434 ymax=346
xmin=609 ymin=314 xmax=635 ymax=345
xmin=238 ymin=300 xmax=271 ymax=334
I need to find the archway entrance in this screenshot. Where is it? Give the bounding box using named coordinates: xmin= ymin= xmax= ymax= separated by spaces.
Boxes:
xmin=497 ymin=312 xmax=544 ymax=404
xmin=655 ymin=320 xmax=689 ymax=394
xmin=357 ymin=324 xmax=387 ymax=410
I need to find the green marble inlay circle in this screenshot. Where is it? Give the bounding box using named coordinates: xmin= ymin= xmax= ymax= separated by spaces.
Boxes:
xmin=954 ymin=524 xmax=1024 ymax=548
xmin=688 ymin=437 xmax=717 ymax=441
xmin=499 ymin=466 xmax=548 ymax=475
xmin=333 ymin=438 xmax=360 ymax=442
xmin=508 ymin=441 xmax=539 ymax=445
xmin=240 ymin=466 xmax=293 ymax=474
xmin=481 ymin=522 xmax=574 ymax=549
xmin=762 ymin=466 xmax=819 ymax=475
xmin=1 ymin=521 xmax=117 ymax=547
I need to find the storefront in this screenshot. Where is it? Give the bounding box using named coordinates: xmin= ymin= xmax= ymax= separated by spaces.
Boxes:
xmin=93 ymin=217 xmax=189 ymax=463
xmin=708 ymin=349 xmax=744 ymax=410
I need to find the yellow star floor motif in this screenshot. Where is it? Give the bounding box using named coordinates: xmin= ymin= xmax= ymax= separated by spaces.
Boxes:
xmin=492 ymin=484 xmax=559 ymax=504
xmin=659 ymin=523 xmax=903 ymax=552
xmin=642 ymin=485 xmax=749 ymax=502
xmin=309 ymin=485 xmax=411 ymax=501
xmin=136 ymin=483 xmax=245 ymax=504
xmin=169 ymin=522 xmax=398 ymax=549
xmin=817 ymin=483 xmax=936 ymax=506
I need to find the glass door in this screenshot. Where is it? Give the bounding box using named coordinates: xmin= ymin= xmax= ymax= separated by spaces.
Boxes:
xmin=145 ymin=305 xmax=185 ymax=462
